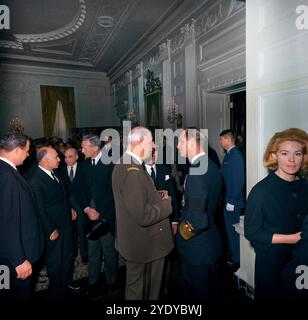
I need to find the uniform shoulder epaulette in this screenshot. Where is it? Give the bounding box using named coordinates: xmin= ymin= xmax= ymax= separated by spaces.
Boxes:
xmin=127 ymin=166 xmax=140 ymax=172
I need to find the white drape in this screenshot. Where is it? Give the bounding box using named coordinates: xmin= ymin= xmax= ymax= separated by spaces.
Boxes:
xmin=53 ymin=100 xmax=69 ymax=141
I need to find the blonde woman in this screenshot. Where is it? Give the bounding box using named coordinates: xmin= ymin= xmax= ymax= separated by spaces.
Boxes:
xmin=244 ymin=128 xmax=308 ymax=300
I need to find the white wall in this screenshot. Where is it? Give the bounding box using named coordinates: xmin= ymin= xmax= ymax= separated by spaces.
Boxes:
xmin=246 ymin=0 xmax=308 ymax=192
xmin=238 ymin=0 xmax=308 ymax=291
xmin=196 ymin=1 xmax=245 ymax=156
xmin=0 ymin=64 xmax=119 ymax=138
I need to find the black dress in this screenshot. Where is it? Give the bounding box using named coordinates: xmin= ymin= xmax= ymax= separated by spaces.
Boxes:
xmin=244 ymin=171 xmax=308 ymax=300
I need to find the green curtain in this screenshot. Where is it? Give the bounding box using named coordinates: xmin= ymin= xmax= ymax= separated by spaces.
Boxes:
xmin=40 ymin=86 xmax=76 ymax=138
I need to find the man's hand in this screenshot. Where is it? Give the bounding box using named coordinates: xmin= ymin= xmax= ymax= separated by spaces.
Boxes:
xmin=159 ymin=190 xmax=169 ymax=200
xmin=86 ymin=208 xmax=100 ymax=221
xmin=15 ymin=260 xmax=32 ymax=280
xmin=50 ymin=229 xmax=59 ymax=241
xmin=71 ymin=208 xmax=77 ymax=221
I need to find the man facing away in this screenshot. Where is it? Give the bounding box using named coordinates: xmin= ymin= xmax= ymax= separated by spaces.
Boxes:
xmin=219 ymin=129 xmax=245 ymax=268
xmin=0 ymin=133 xmax=44 ymax=301
xmin=112 ymin=126 xmax=173 ymax=300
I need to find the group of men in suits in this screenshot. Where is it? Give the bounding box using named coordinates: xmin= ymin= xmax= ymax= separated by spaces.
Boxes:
xmin=0 ymin=127 xmax=245 ymax=301
xmin=0 ymin=131 xmax=120 ymax=300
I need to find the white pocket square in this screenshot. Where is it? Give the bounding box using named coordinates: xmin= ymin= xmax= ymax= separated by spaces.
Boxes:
xmin=165 ymin=175 xmax=170 ymax=181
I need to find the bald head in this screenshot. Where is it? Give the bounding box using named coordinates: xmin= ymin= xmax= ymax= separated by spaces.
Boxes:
xmin=127 ymin=126 xmax=154 ymax=161
xmin=127 ymin=127 xmax=151 ymax=146
xmin=37 ymin=147 xmax=60 ymax=171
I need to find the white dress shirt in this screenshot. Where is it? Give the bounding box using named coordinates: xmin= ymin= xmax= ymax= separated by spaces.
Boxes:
xmin=38 ymin=165 xmax=59 ymax=182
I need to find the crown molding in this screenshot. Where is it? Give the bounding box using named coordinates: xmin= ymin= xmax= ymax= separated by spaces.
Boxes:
xmin=0 ymin=63 xmax=109 ymax=81
xmin=111 ymin=0 xmax=245 ymax=90
xmin=109 ymin=0 xmax=203 ymax=81
xmin=0 ymin=53 xmax=94 ymax=68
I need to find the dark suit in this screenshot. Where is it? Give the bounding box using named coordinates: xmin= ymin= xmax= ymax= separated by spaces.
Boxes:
xmin=80 ymin=156 xmax=118 ymax=287
xmin=29 ymin=168 xmax=73 ymax=298
xmin=176 ymin=155 xmax=222 ymax=300
xmin=59 ymin=163 xmax=88 ymax=260
xmin=148 ymin=164 xmax=179 ymax=296
xmin=220 ymin=146 xmax=245 ymax=263
xmin=112 ymin=153 xmax=173 ymax=299
xmin=149 ymin=164 xmax=179 ymax=223
xmin=0 ymin=160 xmax=44 ymax=300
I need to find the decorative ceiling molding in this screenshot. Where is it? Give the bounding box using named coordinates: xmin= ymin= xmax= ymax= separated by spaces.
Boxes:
xmin=194 ymin=0 xmax=245 ymax=39
xmin=79 ymin=0 xmax=135 ymax=65
xmin=14 ymin=0 xmax=86 ymax=44
xmin=92 ymin=0 xmax=139 ymax=66
xmin=108 ymin=0 xmax=205 ymax=81
xmin=171 ymin=19 xmax=196 ymax=55
xmin=0 ymin=63 xmax=109 ymax=82
xmin=31 ymin=39 xmax=77 ymax=56
xmin=0 ymin=53 xmax=94 ymax=68
xmin=111 ymin=0 xmax=245 ymax=89
xmin=0 ymin=39 xmax=23 ymax=50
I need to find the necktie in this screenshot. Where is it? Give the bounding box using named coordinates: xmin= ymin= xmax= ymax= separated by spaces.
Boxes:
xmin=150 ymin=167 xmax=156 ymax=182
xmin=69 ymin=166 xmax=74 ymax=181
xmin=51 ymin=171 xmax=59 ymax=183
xmin=92 ymin=158 xmax=95 ymax=167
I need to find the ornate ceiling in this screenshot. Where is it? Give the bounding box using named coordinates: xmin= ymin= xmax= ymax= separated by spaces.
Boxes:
xmin=0 ymin=0 xmax=185 ymax=77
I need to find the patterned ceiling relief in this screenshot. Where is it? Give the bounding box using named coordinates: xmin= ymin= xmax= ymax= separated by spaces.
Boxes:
xmin=0 ymin=0 xmax=86 ymax=53
xmin=0 ymin=0 xmax=202 ymax=73
xmin=79 ymin=0 xmax=135 ymax=64
xmin=15 ymin=0 xmax=86 ymax=44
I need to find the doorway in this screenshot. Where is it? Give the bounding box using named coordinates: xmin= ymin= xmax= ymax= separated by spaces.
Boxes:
xmin=230 ymin=91 xmax=246 ymax=157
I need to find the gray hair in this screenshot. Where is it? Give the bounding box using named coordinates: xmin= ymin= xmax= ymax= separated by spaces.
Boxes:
xmin=0 ymin=133 xmax=29 ymax=152
xmin=82 ymin=134 xmax=101 ymax=148
xmin=127 ymin=127 xmax=151 ymax=146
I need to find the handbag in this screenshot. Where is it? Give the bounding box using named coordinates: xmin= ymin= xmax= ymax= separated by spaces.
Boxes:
xmin=85 ymin=219 xmax=109 ymax=240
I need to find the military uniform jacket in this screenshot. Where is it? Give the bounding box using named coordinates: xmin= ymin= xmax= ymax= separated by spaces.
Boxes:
xmin=112 ymin=153 xmax=174 ymax=263
xmin=221 ymin=146 xmax=245 ymax=210
xmin=176 ymin=156 xmax=223 ymax=265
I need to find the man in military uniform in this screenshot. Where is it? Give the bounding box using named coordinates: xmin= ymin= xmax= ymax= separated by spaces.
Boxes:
xmin=176 ymin=128 xmax=222 ymax=300
xmin=112 ymin=127 xmax=173 ymax=300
